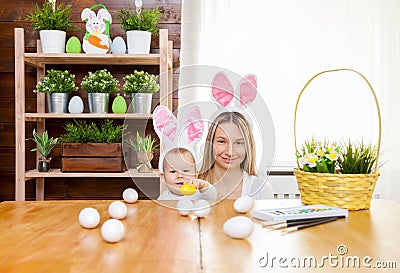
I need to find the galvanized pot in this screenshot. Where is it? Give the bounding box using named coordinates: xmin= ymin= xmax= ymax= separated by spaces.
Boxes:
xmin=46 ymin=93 xmax=69 ymax=113
xmin=131 ymin=93 xmax=153 ymax=114
xmin=88 ymin=93 xmax=109 ymax=113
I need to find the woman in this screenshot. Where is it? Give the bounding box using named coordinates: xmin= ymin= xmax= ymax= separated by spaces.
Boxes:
xmin=199 ymin=111 xmax=273 ymax=199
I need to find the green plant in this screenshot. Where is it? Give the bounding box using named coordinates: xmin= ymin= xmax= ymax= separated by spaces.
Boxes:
xmin=26 ymin=0 xmax=75 ymax=31
xmin=60 ymin=119 xmax=127 ymax=143
xmin=118 ymin=4 xmax=162 ymax=35
xmin=127 ymin=132 xmax=158 ymax=152
xmin=123 ymin=70 xmax=159 ymax=94
xmin=338 ymin=141 xmax=379 ymax=174
xmin=296 ymin=138 xmax=340 ymax=173
xmin=35 ymin=69 xmax=78 ymax=94
xmin=81 ymin=69 xmax=120 ymax=94
xmin=30 ymin=129 xmax=59 ymax=160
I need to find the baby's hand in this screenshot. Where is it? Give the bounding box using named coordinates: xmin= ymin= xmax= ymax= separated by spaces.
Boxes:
xmin=193 ymin=179 xmax=210 ymax=193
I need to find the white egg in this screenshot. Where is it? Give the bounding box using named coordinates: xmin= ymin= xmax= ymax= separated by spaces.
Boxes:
xmin=108 ymin=201 xmax=127 ymax=219
xmin=78 ymin=207 xmax=100 ymax=229
xmin=68 ymin=96 xmax=84 ymax=114
xmin=193 ymin=199 xmax=210 ymax=218
xmin=101 ymin=219 xmax=125 ymax=243
xmin=123 ymin=188 xmax=138 ymax=203
xmin=111 ymin=36 xmax=126 ymax=54
xmin=223 ymin=216 xmax=254 ymax=239
xmin=176 ymin=198 xmax=193 ymax=216
xmin=234 ymin=196 xmax=255 ymax=213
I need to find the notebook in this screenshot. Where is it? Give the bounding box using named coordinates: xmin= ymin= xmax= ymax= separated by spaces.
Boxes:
xmin=251 ymin=204 xmax=348 ymax=221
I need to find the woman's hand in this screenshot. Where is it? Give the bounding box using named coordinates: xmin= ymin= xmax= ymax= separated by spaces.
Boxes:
xmin=193 ymin=179 xmax=211 ymax=193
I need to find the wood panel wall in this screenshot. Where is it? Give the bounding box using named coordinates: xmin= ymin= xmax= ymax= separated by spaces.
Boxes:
xmin=0 ymin=0 xmax=181 ymax=201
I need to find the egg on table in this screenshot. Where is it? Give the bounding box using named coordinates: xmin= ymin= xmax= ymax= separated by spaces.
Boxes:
xmin=123 ymin=188 xmax=138 ymax=204
xmin=223 ymin=216 xmax=254 ymax=239
xmin=78 ymin=207 xmax=100 ymax=229
xmin=101 ymin=219 xmax=125 ymax=243
xmin=176 ymin=198 xmax=193 ymax=216
xmin=234 ymin=196 xmax=255 ymax=213
xmin=193 ymin=199 xmax=210 ymax=218
xmin=108 ymin=201 xmax=128 ymax=220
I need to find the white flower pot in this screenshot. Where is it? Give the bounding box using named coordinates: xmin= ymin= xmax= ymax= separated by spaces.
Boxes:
xmin=126 ymin=30 xmax=151 ymax=54
xmin=39 ymin=30 xmax=66 ymax=53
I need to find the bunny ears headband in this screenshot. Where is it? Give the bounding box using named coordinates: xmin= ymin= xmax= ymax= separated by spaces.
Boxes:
xmin=211 ymin=72 xmax=257 ymax=112
xmin=153 ymin=105 xmax=204 ymax=173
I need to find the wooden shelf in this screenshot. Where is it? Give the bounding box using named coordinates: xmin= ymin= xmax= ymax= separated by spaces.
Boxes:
xmin=25 ymin=169 xmax=160 ymax=179
xmin=24 ymin=53 xmax=161 ymax=68
xmin=25 ymin=113 xmax=152 ymax=121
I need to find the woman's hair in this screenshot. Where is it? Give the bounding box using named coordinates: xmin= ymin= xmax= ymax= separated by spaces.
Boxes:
xmin=199 ymin=111 xmax=257 ymax=180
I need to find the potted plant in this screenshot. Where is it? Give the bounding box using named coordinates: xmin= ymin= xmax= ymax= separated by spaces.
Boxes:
xmin=26 ymin=0 xmax=75 ymax=53
xmin=123 ymin=70 xmax=159 ymax=114
xmin=30 ymin=129 xmax=59 ymax=172
xmin=118 ymin=2 xmax=162 ymax=54
xmin=35 ymin=69 xmax=78 ymax=113
xmin=59 ymin=119 xmax=127 ymax=172
xmin=81 ymin=69 xmax=119 ymax=113
xmin=127 ymin=132 xmax=158 ymax=172
xmin=295 ymin=138 xmax=380 ymax=210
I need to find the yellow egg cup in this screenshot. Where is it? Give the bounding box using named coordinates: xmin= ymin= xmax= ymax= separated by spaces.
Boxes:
xmin=180 ymin=183 xmax=197 ymax=196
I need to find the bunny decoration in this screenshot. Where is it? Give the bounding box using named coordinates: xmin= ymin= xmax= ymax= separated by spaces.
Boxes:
xmin=81 ymin=4 xmax=112 ymax=54
xmin=211 ymin=72 xmax=257 ymax=113
xmin=153 ymin=105 xmax=204 ymax=173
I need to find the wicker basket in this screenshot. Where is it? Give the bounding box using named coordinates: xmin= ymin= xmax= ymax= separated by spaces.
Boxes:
xmin=294 ymin=69 xmax=381 ymax=210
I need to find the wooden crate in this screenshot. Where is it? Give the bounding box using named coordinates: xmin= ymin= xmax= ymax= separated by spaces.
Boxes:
xmin=61 ymin=143 xmax=125 ymax=172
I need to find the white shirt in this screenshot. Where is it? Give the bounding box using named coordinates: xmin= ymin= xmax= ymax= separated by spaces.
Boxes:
xmin=241 ymin=171 xmax=274 ymax=199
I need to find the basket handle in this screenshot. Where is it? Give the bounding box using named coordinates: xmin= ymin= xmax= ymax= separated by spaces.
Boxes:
xmin=294 ymin=68 xmax=382 ymax=171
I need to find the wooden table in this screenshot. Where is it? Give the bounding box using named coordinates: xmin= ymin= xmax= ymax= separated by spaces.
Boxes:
xmin=0 ymin=199 xmax=399 ymax=273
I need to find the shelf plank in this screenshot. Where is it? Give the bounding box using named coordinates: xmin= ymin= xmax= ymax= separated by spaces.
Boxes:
xmin=25 ymin=169 xmax=160 ymax=179
xmin=25 ymin=113 xmax=152 ymax=121
xmin=24 ymin=53 xmax=161 ymax=68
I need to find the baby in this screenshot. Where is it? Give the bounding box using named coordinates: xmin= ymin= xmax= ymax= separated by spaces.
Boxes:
xmin=158 ymin=147 xmax=217 ymax=200
xmin=153 ymin=105 xmax=216 ymax=201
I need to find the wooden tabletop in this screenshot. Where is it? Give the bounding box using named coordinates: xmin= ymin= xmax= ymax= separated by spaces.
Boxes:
xmin=0 ymin=199 xmax=399 ymax=273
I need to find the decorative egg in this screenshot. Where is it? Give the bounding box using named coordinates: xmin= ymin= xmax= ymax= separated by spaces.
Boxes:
xmin=66 ymin=36 xmax=82 ymax=54
xmin=111 ymin=36 xmax=126 ymax=54
xmin=176 ymin=198 xmax=193 ymax=216
xmin=101 ymin=219 xmax=125 ymax=243
xmin=223 ymin=216 xmax=254 ymax=239
xmin=68 ymin=96 xmax=84 ymax=114
xmin=180 ymin=183 xmax=197 ymax=196
xmin=233 ymin=196 xmax=254 ymax=213
xmin=78 ymin=207 xmax=100 ymax=229
xmin=108 ymin=201 xmax=128 ymax=220
xmin=193 ymin=199 xmax=210 ymax=218
xmin=123 ymin=188 xmax=138 ymax=203
xmin=112 ymin=95 xmax=127 ymax=114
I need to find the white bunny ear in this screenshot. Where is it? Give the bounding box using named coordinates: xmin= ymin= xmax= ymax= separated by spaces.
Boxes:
xmin=238 ymin=74 xmax=257 ymax=106
xmin=212 ymin=72 xmax=234 ymax=107
xmin=183 ymin=106 xmax=204 ymax=145
xmin=81 ymin=8 xmax=95 ymax=21
xmin=153 ymin=105 xmax=177 ymax=143
xmin=98 ymin=8 xmax=112 ymax=23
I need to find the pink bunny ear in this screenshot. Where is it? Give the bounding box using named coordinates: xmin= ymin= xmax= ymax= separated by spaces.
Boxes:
xmin=212 ymin=72 xmax=234 ymax=107
xmin=153 ymin=106 xmax=177 ymax=142
xmin=185 ymin=106 xmax=204 ymax=144
xmin=239 ymin=74 xmax=257 ymax=106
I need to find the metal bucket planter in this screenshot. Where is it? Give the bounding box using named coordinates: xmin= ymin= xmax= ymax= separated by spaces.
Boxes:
xmin=88 ymin=93 xmax=109 ymax=113
xmin=131 ymin=93 xmax=153 ymax=114
xmin=46 ymin=93 xmax=69 ymax=113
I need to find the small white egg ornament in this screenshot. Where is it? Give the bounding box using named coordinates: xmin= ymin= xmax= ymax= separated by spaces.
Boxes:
xmin=108 ymin=201 xmax=128 ymax=219
xmin=193 ymin=199 xmax=210 ymax=218
xmin=176 ymin=198 xmax=193 ymax=216
xmin=223 ymin=216 xmax=254 ymax=239
xmin=234 ymin=196 xmax=254 ymax=213
xmin=68 ymin=96 xmax=84 ymax=114
xmin=123 ymin=188 xmax=138 ymax=203
xmin=78 ymin=207 xmax=100 ymax=229
xmin=101 ymin=219 xmax=125 ymax=243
